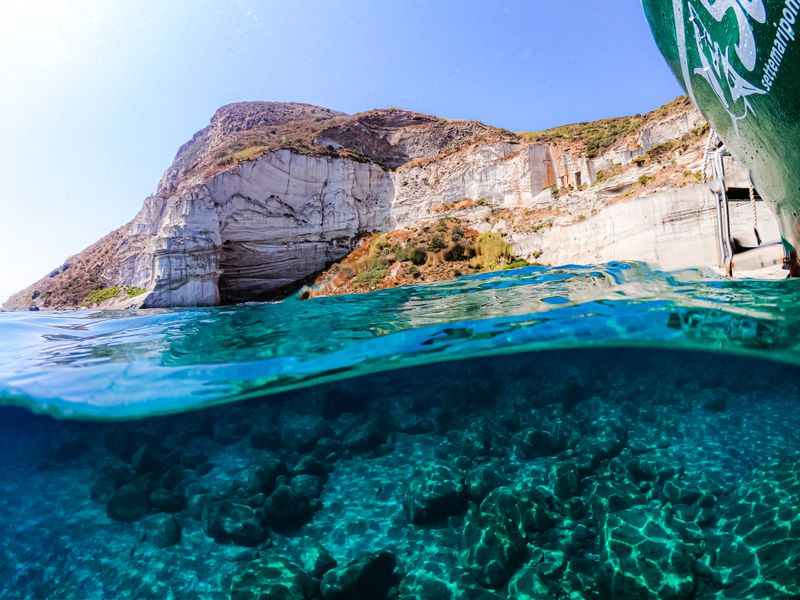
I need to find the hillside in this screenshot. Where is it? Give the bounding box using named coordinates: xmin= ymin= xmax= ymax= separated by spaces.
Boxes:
xmin=3 ymin=96 xmax=715 ymax=311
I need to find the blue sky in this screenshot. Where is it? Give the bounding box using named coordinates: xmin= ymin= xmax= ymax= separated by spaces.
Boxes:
xmin=0 ymin=1 xmax=681 ymax=303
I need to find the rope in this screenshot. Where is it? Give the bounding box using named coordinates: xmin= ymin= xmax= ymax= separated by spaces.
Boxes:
xmin=749 ymin=182 xmax=762 ymax=246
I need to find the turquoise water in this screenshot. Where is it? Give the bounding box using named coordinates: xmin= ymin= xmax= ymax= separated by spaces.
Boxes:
xmin=1 ymin=262 xmax=798 ymax=419
xmin=0 ymin=263 xmax=799 ymax=598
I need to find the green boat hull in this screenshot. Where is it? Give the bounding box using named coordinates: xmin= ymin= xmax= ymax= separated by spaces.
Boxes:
xmin=642 ymin=0 xmax=800 ymax=270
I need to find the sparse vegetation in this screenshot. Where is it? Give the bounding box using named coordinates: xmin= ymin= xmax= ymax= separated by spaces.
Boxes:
xmin=352 ymin=262 xmax=388 ymax=287
xmin=523 ymin=114 xmax=645 ymax=159
xmin=310 ymin=219 xmax=530 ymax=296
xmin=645 ymin=140 xmax=678 ymax=161
xmin=638 ymin=174 xmax=655 ymax=186
xmin=83 ymin=285 xmax=146 ymax=305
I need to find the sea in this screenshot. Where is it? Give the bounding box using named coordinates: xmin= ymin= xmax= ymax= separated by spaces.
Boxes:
xmin=0 ymin=262 xmax=798 ymax=599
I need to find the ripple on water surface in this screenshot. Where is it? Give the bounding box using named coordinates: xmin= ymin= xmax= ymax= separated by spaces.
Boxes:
xmin=0 ymin=262 xmax=798 ymax=419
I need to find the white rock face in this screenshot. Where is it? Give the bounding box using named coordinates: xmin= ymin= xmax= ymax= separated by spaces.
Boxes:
xmin=104 ymin=104 xmax=778 ymax=308
xmin=513 ymin=186 xmax=780 ymax=271
xmin=118 ymin=150 xmax=393 ymax=307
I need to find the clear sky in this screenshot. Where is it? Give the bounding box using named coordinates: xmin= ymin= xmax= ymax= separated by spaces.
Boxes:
xmin=0 ymin=0 xmax=681 ymax=304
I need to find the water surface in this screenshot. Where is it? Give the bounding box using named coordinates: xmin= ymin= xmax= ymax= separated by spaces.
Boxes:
xmin=1 ymin=263 xmax=798 ymax=599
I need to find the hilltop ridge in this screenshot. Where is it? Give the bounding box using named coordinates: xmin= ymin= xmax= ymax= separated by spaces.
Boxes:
xmin=4 ymin=96 xmax=721 ymax=311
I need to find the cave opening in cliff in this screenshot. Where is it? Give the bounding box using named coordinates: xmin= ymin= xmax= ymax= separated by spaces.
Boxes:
xmin=217 ymin=240 xmax=321 ymax=305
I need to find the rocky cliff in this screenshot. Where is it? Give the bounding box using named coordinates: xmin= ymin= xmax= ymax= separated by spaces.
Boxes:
xmin=4 ymin=97 xmax=777 ymax=310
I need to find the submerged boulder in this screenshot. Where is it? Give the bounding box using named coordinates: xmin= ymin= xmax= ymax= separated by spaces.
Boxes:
xmin=263 ymin=484 xmax=318 ymax=532
xmin=599 ymin=508 xmax=696 ymax=598
xmin=203 ymin=501 xmax=266 ymax=546
xmin=106 ymin=480 xmax=151 ymax=522
xmin=230 ymin=556 xmax=318 ymax=600
xmin=402 ymin=462 xmax=466 ymax=525
xmin=143 ymin=514 xmax=182 ymax=548
xmin=320 ymin=550 xmax=398 ymax=600
xmin=91 ymin=462 xmax=132 ymax=503
xmin=298 ymin=536 xmax=337 ymax=579
xmin=460 ymin=506 xmax=526 ymax=589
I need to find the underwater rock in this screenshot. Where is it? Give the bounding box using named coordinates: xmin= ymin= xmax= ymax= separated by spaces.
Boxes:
xmin=203 ymin=501 xmax=267 ymax=546
xmin=291 ymin=475 xmax=324 ymax=500
xmin=507 ymin=551 xmax=568 ymax=599
xmin=398 ymin=572 xmax=453 ymax=600
xmin=263 ymin=484 xmax=318 ymax=532
xmin=279 ymin=412 xmax=333 ymax=452
xmin=131 ymin=442 xmax=167 ymax=476
xmin=298 ymin=536 xmax=337 ymax=579
xmin=465 ymin=464 xmax=507 ymax=503
xmin=180 ymin=449 xmax=209 ymax=469
xmin=435 ymin=417 xmax=493 ymax=463
xmin=460 ymin=505 xmax=526 ymax=589
xmin=624 ymin=452 xmax=681 ymax=485
xmin=230 ymin=556 xmax=318 ymax=600
xmin=706 ymin=456 xmax=800 ymax=598
xmin=402 ymin=462 xmax=467 ymax=525
xmin=188 ymin=492 xmax=223 ymax=521
xmin=548 ymin=460 xmax=580 ymax=500
xmin=340 ymin=415 xmax=388 ymax=453
xmin=320 ymin=549 xmax=398 ymax=600
xmin=292 ymin=456 xmax=329 ymax=480
xmin=143 ymin=514 xmax=181 ymax=548
xmin=573 ymin=418 xmax=627 ymax=471
xmin=246 ymin=456 xmax=289 ymax=496
xmin=106 ymin=480 xmax=151 ymax=522
xmin=588 ymin=479 xmax=643 ymax=520
xmin=600 ymin=508 xmax=697 ymax=599
xmin=150 ymin=487 xmax=187 ymax=513
xmin=480 ymin=486 xmax=557 ymax=534
xmin=90 ymin=462 xmax=132 ymax=503
xmin=511 ymin=419 xmax=579 ymax=460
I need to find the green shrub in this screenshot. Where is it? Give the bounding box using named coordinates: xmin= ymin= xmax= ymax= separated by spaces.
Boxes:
xmin=83 ymin=285 xmax=147 ymax=305
xmin=638 ymin=174 xmax=655 ymax=186
xmin=632 ymin=155 xmax=647 ymax=167
xmin=645 ymin=140 xmax=677 ymax=161
xmin=396 ymin=245 xmax=428 ymax=265
xmin=451 ymin=225 xmax=464 ymax=242
xmin=353 ymin=262 xmax=388 ymax=287
xmin=369 ymin=234 xmax=392 ymax=258
xmin=83 ymin=286 xmax=122 ymax=305
xmin=504 ymin=259 xmax=530 ymax=270
xmin=428 ymin=235 xmax=447 ymax=252
xmin=476 ymin=232 xmax=511 ymax=263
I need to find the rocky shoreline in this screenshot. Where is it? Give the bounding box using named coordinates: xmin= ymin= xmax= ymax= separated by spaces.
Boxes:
xmin=5 ymin=97 xmax=730 ymax=312
xmin=1 ymin=347 xmax=799 ymax=598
